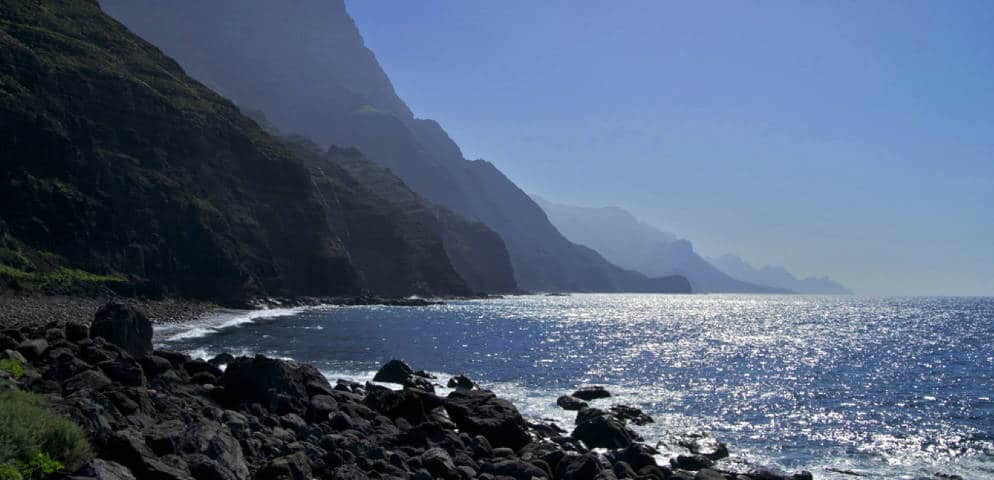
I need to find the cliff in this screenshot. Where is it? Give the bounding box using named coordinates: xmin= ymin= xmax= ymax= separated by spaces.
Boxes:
xmin=0 ymin=0 xmax=474 ymax=301
xmin=100 ymin=0 xmax=690 ymax=294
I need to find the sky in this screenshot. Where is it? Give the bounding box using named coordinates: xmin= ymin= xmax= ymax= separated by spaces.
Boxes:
xmin=345 ymin=0 xmax=994 ymax=296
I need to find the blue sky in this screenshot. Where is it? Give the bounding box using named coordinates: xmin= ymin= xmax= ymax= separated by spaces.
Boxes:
xmin=346 ymin=0 xmax=994 ymax=296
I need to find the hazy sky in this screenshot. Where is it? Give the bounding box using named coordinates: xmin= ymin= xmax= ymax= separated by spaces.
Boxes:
xmin=346 ymin=0 xmax=994 ymax=296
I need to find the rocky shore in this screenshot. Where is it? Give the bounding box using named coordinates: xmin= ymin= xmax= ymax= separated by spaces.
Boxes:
xmin=0 ymin=302 xmax=814 ymax=480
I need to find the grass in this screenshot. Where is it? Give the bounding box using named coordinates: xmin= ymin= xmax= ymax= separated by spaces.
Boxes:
xmin=0 ymin=264 xmax=126 ymax=292
xmin=0 ymin=390 xmax=93 ymax=478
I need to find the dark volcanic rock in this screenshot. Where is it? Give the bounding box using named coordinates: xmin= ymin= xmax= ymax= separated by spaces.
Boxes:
xmin=90 ymin=304 xmax=153 ymax=358
xmin=447 ymin=374 xmax=477 ymax=390
xmin=609 ymin=405 xmax=654 ymax=425
xmin=572 ymin=386 xmax=611 ymax=401
xmin=365 ymin=387 xmax=443 ymax=422
xmin=222 ymin=355 xmax=331 ymax=413
xmin=444 ymin=390 xmax=531 ymax=449
xmin=372 ymin=359 xmax=415 ymax=384
xmin=669 ymin=454 xmax=713 ymax=471
xmin=557 ymin=395 xmax=589 ymax=411
xmin=572 ymin=415 xmax=638 ymax=449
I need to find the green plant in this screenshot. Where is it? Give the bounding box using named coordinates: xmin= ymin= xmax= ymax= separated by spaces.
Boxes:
xmin=0 ymin=360 xmax=23 ymax=379
xmin=0 ymin=463 xmax=23 ymax=480
xmin=0 ymin=391 xmax=92 ymax=477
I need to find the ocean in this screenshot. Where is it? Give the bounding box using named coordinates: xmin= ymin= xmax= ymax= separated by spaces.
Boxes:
xmin=155 ymin=294 xmax=994 ymax=479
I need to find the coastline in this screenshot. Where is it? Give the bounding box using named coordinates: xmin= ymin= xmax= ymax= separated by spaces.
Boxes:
xmin=0 ymin=300 xmax=817 ymax=480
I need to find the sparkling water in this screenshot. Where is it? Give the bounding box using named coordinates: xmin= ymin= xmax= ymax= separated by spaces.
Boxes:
xmin=156 ymin=294 xmax=994 ymax=479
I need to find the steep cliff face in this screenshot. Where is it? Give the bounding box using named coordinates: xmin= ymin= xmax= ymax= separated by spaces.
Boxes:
xmin=0 ymin=0 xmax=471 ymax=300
xmin=101 ymin=0 xmax=690 ymax=293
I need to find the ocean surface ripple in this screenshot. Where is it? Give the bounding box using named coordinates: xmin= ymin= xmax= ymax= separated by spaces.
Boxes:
xmin=156 ymin=294 xmax=994 ymax=479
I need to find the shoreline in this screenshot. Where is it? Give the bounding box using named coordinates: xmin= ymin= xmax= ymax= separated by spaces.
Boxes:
xmin=0 ymin=301 xmax=817 ymax=480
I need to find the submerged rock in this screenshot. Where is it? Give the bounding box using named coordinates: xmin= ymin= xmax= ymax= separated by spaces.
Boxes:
xmin=557 ymin=395 xmax=589 ymax=411
xmin=609 ymin=404 xmax=654 ymax=425
xmin=572 ymin=386 xmax=611 ymax=400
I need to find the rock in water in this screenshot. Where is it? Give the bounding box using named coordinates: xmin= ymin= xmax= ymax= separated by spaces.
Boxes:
xmin=610 ymin=404 xmax=654 ymax=425
xmin=444 ymin=390 xmax=531 ymax=449
xmin=90 ymin=303 xmax=153 ymax=358
xmin=373 ymin=359 xmax=415 ymax=384
xmin=447 ymin=374 xmax=477 ymax=390
xmin=572 ymin=386 xmax=611 ymax=400
xmin=572 ymin=414 xmax=638 ymax=449
xmin=557 ymin=395 xmax=589 ymax=411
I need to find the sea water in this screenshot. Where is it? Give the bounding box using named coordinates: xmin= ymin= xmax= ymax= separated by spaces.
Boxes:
xmin=155 ymin=294 xmax=994 ymax=479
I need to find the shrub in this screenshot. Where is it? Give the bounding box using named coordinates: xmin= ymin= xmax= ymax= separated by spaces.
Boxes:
xmin=0 ymin=391 xmax=92 ymax=478
xmin=0 ymin=464 xmax=22 ymax=480
xmin=0 ymin=359 xmax=24 ymax=379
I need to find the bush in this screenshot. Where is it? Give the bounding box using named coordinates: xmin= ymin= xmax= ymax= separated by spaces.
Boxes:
xmin=0 ymin=464 xmax=22 ymax=480
xmin=0 ymin=359 xmax=24 ymax=379
xmin=0 ymin=391 xmax=92 ymax=478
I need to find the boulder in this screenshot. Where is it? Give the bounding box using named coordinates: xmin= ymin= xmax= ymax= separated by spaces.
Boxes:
xmin=421 ymin=448 xmax=457 ymax=479
xmin=558 ymin=453 xmax=603 ymax=480
xmin=613 ymin=444 xmax=658 ymax=471
xmin=447 ymin=374 xmax=477 ymax=390
xmin=444 ymin=390 xmax=531 ymax=449
xmin=572 ymin=415 xmax=637 ymax=449
xmin=90 ymin=303 xmax=153 ymax=358
xmin=575 ymin=407 xmax=606 ymax=425
xmin=365 ymin=387 xmax=444 ymax=422
xmin=488 ymin=460 xmax=548 ymax=480
xmin=16 ymin=338 xmax=49 ymax=361
xmin=372 ymin=359 xmax=415 ymax=384
xmin=222 ymin=355 xmax=332 ymax=413
xmin=98 ymin=358 xmax=146 ymax=387
xmin=572 ymin=386 xmax=611 ymax=401
xmin=669 ymin=454 xmax=713 ymax=471
xmin=83 ymin=459 xmax=138 ymax=480
xmin=256 ymin=452 xmax=312 ymax=480
xmin=65 ymin=322 xmax=90 ymax=342
xmin=609 ymin=405 xmax=653 ymax=425
xmin=557 ymin=395 xmax=588 ymax=411
xmin=695 ymin=469 xmax=728 ymax=480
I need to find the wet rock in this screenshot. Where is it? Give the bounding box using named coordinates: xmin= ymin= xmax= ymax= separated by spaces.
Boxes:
xmin=679 ymin=433 xmax=729 ymax=460
xmin=184 ymin=359 xmax=223 ymax=378
xmin=670 ymin=454 xmax=714 ymax=471
xmin=573 ymin=415 xmax=637 ymax=449
xmin=208 ymin=353 xmax=235 ymax=367
xmin=572 ymin=386 xmax=611 ymax=401
xmin=557 ymin=395 xmax=589 ymax=411
xmin=372 ymin=359 xmax=415 ymax=384
xmin=575 ymin=407 xmax=607 ymax=425
xmin=447 ymin=374 xmax=477 ymax=390
xmin=613 ymin=444 xmax=659 ymax=471
xmin=444 ymin=390 xmax=531 ymax=449
xmin=609 ymin=405 xmax=653 ymax=425
xmin=90 ymin=303 xmax=153 ymax=358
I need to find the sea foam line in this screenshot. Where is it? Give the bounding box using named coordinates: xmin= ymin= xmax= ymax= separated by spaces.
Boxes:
xmin=158 ymin=305 xmax=321 ymax=342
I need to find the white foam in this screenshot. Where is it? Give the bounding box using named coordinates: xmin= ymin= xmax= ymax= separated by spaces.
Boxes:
xmin=158 ymin=306 xmax=319 ymax=342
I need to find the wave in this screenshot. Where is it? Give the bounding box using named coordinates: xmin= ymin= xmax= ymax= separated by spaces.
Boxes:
xmin=157 ymin=306 xmax=319 ymax=342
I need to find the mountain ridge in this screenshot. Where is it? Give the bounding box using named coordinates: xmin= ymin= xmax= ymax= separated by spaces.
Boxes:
xmin=100 ymin=0 xmax=692 ymax=294
xmin=532 ymin=197 xmax=790 ymax=294
xmin=708 ymin=254 xmax=853 ymax=295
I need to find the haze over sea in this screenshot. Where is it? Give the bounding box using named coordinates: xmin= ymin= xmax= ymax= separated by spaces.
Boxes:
xmin=157 ymin=295 xmax=994 ymax=479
